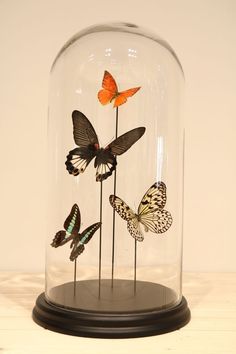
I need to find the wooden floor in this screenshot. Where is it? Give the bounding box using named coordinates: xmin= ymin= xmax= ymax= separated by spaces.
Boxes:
xmin=0 ymin=272 xmax=235 ymax=353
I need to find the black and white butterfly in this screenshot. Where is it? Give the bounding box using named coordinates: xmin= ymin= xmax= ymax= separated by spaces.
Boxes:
xmin=65 ymin=110 xmax=145 ymax=182
xmin=109 ymin=182 xmax=173 ymax=242
xmin=51 ymin=204 xmax=101 ymax=261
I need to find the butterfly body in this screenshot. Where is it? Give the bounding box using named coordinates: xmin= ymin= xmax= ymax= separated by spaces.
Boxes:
xmin=98 ymin=71 xmax=141 ymax=107
xmin=66 ymin=110 xmax=145 ymax=181
xmin=94 ymin=147 xmax=115 ymax=165
xmin=51 ymin=204 xmax=101 ymax=261
xmin=109 ymin=182 xmax=173 ymax=242
xmin=93 ymin=147 xmax=117 ymax=181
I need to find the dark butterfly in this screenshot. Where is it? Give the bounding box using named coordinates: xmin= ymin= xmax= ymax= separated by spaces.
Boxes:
xmin=109 ymin=182 xmax=173 ymax=241
xmin=65 ymin=110 xmax=145 ymax=182
xmin=51 ymin=204 xmax=101 ymax=261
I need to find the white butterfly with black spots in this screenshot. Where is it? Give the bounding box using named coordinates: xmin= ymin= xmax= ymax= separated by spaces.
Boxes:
xmin=109 ymin=182 xmax=173 ymax=242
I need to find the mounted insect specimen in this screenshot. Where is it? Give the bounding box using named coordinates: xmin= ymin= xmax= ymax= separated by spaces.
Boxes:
xmin=51 ymin=204 xmax=101 ymax=294
xmin=109 ymin=181 xmax=172 ymax=289
xmin=65 ymin=110 xmax=145 ymax=182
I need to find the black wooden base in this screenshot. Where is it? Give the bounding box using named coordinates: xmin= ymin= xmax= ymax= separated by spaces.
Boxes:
xmin=32 ymin=280 xmax=190 ymax=338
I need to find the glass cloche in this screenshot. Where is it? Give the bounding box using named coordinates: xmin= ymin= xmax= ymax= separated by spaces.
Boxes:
xmin=33 ymin=22 xmax=190 ymax=338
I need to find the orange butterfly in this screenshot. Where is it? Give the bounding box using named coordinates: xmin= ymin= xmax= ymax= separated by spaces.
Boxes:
xmin=98 ymin=70 xmax=141 ymax=108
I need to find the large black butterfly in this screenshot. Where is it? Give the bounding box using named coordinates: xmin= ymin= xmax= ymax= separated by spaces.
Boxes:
xmin=51 ymin=204 xmax=101 ymax=261
xmin=65 ymin=110 xmax=145 ymax=182
xmin=109 ymin=182 xmax=173 ymax=241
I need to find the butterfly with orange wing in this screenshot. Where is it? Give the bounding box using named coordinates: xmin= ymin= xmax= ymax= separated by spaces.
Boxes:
xmin=98 ymin=70 xmax=141 ymax=108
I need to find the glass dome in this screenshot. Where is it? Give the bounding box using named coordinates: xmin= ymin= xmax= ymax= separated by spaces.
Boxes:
xmin=33 ymin=22 xmax=190 ymax=338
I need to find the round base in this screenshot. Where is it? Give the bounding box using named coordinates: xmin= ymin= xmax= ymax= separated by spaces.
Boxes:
xmin=33 ymin=280 xmax=190 ymax=338
xmin=48 ymin=278 xmax=178 ymax=312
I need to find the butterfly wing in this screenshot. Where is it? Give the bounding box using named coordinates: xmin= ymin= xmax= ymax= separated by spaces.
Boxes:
xmin=66 ymin=146 xmax=97 ymax=176
xmin=51 ymin=230 xmax=73 ymax=248
xmin=109 ymin=195 xmax=144 ymax=241
xmin=64 ymin=204 xmax=81 ymax=234
xmin=79 ymin=222 xmax=101 ymax=244
xmin=108 ymin=127 xmax=145 ymax=156
xmin=51 ymin=204 xmax=80 ymax=248
xmin=94 ymin=149 xmax=117 ymax=182
xmin=140 ymin=209 xmax=173 ymax=234
xmin=94 ymin=127 xmax=145 ymax=181
xmin=101 ymin=71 xmax=118 ymax=92
xmin=69 ymin=242 xmax=85 ymax=261
xmin=138 ymin=182 xmax=173 ymax=234
xmin=72 ymin=110 xmax=99 ymax=147
xmin=138 ymin=182 xmax=167 ymax=215
xmin=98 ymin=70 xmax=118 ymax=105
xmin=69 ymin=222 xmax=101 ymax=261
xmin=66 ymin=111 xmax=98 ymax=176
xmin=127 ymin=218 xmax=144 ymax=242
xmin=109 ymin=195 xmax=135 ymax=220
xmin=98 ymin=89 xmax=116 ymax=106
xmin=114 ymin=87 xmax=141 ymax=107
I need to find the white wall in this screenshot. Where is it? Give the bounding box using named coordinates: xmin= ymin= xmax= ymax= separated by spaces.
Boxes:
xmin=0 ymin=0 xmax=235 ymax=272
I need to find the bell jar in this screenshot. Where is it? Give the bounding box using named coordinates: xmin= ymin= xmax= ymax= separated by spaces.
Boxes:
xmin=33 ymin=22 xmax=190 ymax=338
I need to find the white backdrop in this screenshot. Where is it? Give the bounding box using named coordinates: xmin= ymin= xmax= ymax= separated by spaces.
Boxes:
xmin=0 ymin=0 xmax=235 ymax=272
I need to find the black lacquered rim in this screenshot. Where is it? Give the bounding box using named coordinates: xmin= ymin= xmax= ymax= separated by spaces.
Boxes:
xmin=33 ymin=292 xmax=190 ymax=338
